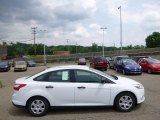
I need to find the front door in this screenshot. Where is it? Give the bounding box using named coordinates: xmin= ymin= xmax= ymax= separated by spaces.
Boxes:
xmin=74 ymin=70 xmax=111 ymax=106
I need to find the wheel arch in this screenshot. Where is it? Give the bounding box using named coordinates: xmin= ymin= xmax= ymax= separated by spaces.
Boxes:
xmin=113 ymin=91 xmax=137 ymax=106
xmin=26 ymin=95 xmax=51 ymax=108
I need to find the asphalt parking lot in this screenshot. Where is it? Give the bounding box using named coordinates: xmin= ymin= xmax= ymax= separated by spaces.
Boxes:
xmin=0 ymin=63 xmax=160 ymax=120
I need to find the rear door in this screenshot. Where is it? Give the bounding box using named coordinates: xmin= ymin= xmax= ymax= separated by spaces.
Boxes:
xmin=34 ymin=69 xmax=74 ymax=106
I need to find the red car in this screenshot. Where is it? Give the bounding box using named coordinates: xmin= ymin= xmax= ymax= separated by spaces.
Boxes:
xmin=90 ymin=57 xmax=109 ymax=71
xmin=138 ymin=58 xmax=160 ymax=74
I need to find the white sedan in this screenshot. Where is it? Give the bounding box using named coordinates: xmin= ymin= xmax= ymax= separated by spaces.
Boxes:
xmin=12 ymin=65 xmax=145 ymax=116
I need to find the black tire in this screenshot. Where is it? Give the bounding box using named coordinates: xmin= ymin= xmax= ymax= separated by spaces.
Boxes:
xmin=147 ymin=68 xmax=152 ymax=74
xmin=27 ymin=97 xmax=50 ymax=117
xmin=122 ymin=70 xmax=126 ymax=75
xmin=115 ymin=68 xmax=119 ymax=72
xmin=114 ymin=92 xmax=136 ymax=112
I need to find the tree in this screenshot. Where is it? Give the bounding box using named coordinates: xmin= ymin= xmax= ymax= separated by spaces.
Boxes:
xmin=145 ymin=32 xmax=160 ymax=48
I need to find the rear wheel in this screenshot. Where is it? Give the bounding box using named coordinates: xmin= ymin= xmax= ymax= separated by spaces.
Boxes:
xmin=27 ymin=97 xmax=50 ymax=117
xmin=115 ymin=92 xmax=136 ymax=112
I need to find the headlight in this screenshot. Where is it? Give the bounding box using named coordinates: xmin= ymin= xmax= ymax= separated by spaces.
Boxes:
xmin=133 ymin=84 xmax=144 ymax=89
xmin=125 ymin=66 xmax=130 ymax=69
xmin=152 ymin=65 xmax=157 ymax=68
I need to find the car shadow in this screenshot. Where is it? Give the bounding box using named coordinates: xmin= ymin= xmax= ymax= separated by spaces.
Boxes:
xmin=48 ymin=106 xmax=116 ymax=115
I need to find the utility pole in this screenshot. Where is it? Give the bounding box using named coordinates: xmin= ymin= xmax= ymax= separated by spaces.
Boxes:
xmin=31 ymin=27 xmax=37 ymax=55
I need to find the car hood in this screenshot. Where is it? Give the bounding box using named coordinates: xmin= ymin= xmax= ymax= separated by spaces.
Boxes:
xmin=151 ymin=64 xmax=160 ymax=67
xmin=125 ymin=64 xmax=141 ymax=69
xmin=114 ymin=76 xmax=140 ymax=85
xmin=0 ymin=65 xmax=8 ymax=68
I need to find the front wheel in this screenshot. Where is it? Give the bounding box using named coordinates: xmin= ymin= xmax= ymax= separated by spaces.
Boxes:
xmin=27 ymin=97 xmax=50 ymax=117
xmin=122 ymin=70 xmax=126 ymax=75
xmin=115 ymin=92 xmax=136 ymax=112
xmin=147 ymin=68 xmax=152 ymax=74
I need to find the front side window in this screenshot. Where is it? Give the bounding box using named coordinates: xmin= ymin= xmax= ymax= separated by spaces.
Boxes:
xmin=75 ymin=70 xmax=103 ymax=83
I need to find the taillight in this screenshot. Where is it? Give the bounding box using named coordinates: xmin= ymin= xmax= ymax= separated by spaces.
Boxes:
xmin=14 ymin=84 xmax=26 ymax=91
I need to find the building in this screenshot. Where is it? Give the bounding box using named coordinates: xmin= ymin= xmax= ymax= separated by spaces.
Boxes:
xmin=0 ymin=45 xmax=7 ymax=57
xmin=54 ymin=51 xmax=70 ymax=56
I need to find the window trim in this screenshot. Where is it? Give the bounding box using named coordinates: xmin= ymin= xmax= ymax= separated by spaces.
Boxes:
xmin=73 ymin=69 xmax=109 ymax=83
xmin=34 ymin=69 xmax=73 ymax=82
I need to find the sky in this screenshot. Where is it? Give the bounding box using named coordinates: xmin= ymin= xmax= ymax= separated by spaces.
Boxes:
xmin=0 ymin=0 xmax=160 ymax=47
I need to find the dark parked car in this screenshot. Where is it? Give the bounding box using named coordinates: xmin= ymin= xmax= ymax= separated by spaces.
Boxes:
xmin=27 ymin=60 xmax=36 ymax=67
xmin=105 ymin=57 xmax=112 ymax=68
xmin=138 ymin=58 xmax=160 ymax=74
xmin=78 ymin=58 xmax=86 ymax=65
xmin=115 ymin=59 xmax=142 ymax=75
xmin=110 ymin=55 xmax=129 ymax=69
xmin=90 ymin=57 xmax=109 ymax=70
xmin=0 ymin=61 xmax=10 ymax=72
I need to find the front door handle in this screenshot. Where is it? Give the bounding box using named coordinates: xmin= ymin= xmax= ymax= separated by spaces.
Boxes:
xmin=45 ymin=85 xmax=54 ymax=88
xmin=77 ymin=86 xmax=86 ymax=89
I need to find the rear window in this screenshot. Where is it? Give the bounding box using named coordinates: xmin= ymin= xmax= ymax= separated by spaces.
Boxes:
xmin=95 ymin=57 xmax=106 ymax=62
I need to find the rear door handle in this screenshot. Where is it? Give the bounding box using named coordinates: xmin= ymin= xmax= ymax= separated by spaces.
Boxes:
xmin=45 ymin=85 xmax=54 ymax=88
xmin=77 ymin=86 xmax=86 ymax=89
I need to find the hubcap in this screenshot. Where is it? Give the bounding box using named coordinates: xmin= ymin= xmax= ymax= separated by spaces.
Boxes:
xmin=119 ymin=95 xmax=133 ymax=110
xmin=31 ymin=100 xmax=45 ymax=114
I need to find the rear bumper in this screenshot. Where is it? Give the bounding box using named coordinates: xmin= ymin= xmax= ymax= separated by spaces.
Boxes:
xmin=12 ymin=102 xmax=25 ymax=108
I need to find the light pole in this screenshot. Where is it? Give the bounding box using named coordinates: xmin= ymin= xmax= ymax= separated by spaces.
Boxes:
xmin=100 ymin=27 xmax=107 ymax=57
xmin=76 ymin=41 xmax=77 ymax=54
xmin=40 ymin=30 xmax=47 ymax=65
xmin=118 ymin=6 xmax=123 ymax=54
xmin=66 ymin=39 xmax=69 ymax=52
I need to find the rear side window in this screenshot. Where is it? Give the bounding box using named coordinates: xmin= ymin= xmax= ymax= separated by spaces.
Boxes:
xmin=34 ymin=73 xmax=49 ymax=81
xmin=34 ymin=70 xmax=71 ymax=82
xmin=48 ymin=70 xmax=70 ymax=82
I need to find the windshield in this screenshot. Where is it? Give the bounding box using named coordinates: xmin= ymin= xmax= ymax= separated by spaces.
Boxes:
xmin=147 ymin=58 xmax=160 ymax=64
xmin=95 ymin=57 xmax=106 ymax=62
xmin=0 ymin=62 xmax=7 ymax=65
xmin=122 ymin=59 xmax=137 ymax=65
xmin=90 ymin=68 xmax=116 ymax=80
xmin=15 ymin=61 xmax=26 ymax=65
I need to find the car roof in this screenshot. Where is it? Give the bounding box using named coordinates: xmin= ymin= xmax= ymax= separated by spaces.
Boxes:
xmin=45 ymin=65 xmax=90 ymax=72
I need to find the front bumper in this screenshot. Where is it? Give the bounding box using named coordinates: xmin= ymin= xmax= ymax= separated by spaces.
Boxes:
xmin=0 ymin=68 xmax=8 ymax=71
xmin=152 ymin=68 xmax=160 ymax=73
xmin=125 ymin=68 xmax=142 ymax=74
xmin=136 ymin=88 xmax=145 ymax=104
xmin=14 ymin=68 xmax=26 ymax=71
